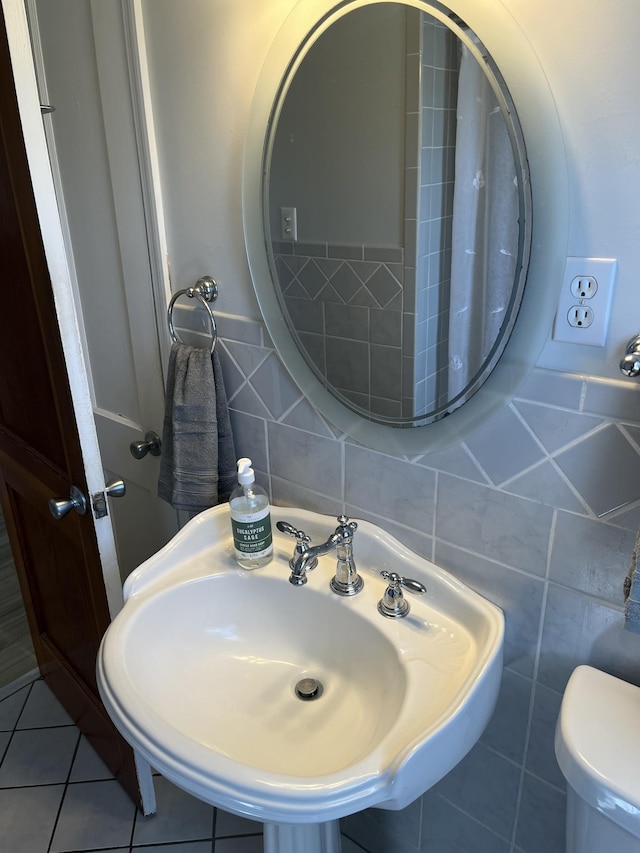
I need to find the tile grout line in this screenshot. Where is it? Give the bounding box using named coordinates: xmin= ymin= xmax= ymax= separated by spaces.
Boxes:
xmin=211 ymin=805 xmax=217 ymax=852
xmin=40 ymin=680 xmax=82 ymax=853
xmin=0 ymin=678 xmax=34 ymax=778
xmin=128 ymin=786 xmax=139 ymax=851
xmin=508 ymin=509 xmax=558 ymax=852
xmin=431 ymin=790 xmax=514 ymax=849
xmin=12 ymin=677 xmax=36 ymax=730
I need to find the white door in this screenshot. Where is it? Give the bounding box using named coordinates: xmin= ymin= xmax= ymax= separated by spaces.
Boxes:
xmin=28 ymin=0 xmax=179 ymax=578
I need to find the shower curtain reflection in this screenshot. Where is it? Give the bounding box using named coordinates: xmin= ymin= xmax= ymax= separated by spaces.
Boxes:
xmin=447 ymin=44 xmax=519 ymax=401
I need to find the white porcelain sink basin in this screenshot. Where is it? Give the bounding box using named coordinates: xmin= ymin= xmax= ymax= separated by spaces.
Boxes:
xmin=98 ymin=505 xmax=503 ymax=826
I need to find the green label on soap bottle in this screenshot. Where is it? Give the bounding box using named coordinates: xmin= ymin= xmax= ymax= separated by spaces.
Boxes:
xmin=231 ymin=514 xmax=273 ymax=556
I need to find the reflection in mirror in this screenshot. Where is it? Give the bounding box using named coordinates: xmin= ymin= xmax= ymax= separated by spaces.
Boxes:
xmin=265 ymin=3 xmax=530 ymax=426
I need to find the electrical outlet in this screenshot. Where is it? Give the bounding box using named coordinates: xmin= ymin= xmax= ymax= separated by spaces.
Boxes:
xmin=552 ymin=257 xmax=617 ymax=346
xmin=280 ymin=206 xmax=297 ymax=241
xmin=567 ymin=305 xmax=594 ymax=328
xmin=570 ymin=276 xmax=597 ymax=299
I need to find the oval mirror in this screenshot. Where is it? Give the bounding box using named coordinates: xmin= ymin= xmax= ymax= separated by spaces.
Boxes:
xmin=244 ymin=0 xmax=568 ymax=454
xmin=264 ymin=1 xmax=530 ymax=427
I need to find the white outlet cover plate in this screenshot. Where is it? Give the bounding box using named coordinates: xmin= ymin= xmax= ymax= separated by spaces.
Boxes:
xmin=552 ymin=257 xmax=617 ymax=346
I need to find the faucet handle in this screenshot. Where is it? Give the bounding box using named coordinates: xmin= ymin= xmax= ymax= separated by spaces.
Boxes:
xmin=276 ymin=520 xmax=318 ymax=571
xmin=276 ymin=520 xmax=309 ymax=542
xmin=381 ymin=571 xmax=427 ymax=594
xmin=335 ymin=515 xmax=357 ymax=537
xmin=378 ymin=571 xmax=426 ymax=618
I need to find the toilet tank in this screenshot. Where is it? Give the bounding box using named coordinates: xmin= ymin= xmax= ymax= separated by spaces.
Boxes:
xmin=566 ymin=787 xmax=640 ymax=853
xmin=556 ymin=665 xmax=640 ymax=852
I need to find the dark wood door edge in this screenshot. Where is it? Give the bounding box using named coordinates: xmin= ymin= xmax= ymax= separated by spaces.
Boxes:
xmin=40 ymin=635 xmax=142 ymax=809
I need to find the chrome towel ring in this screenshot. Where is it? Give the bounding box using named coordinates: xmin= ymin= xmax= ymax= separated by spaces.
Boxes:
xmin=167 ymin=276 xmax=218 ymax=353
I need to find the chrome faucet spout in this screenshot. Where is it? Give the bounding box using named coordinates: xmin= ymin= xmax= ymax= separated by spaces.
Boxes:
xmin=289 ymin=533 xmax=340 ymax=585
xmin=288 ymin=515 xmax=364 ymax=595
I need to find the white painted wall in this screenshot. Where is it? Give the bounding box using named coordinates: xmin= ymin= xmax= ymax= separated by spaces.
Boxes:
xmin=141 ymin=0 xmax=299 ymax=320
xmin=142 ymin=0 xmax=640 ymax=382
xmin=510 ymin=0 xmax=640 ymax=379
xmin=269 ymin=4 xmax=406 ymax=246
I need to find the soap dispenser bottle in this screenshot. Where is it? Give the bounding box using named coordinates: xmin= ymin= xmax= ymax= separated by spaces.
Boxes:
xmin=229 ymin=458 xmax=273 ymax=568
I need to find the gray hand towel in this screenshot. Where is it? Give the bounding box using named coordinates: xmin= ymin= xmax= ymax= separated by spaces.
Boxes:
xmin=212 ymin=348 xmax=237 ymax=503
xmin=158 ymin=342 xmax=236 ymax=512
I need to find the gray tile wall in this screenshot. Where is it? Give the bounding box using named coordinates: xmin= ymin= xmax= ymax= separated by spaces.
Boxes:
xmin=215 ymin=312 xmax=640 ymax=853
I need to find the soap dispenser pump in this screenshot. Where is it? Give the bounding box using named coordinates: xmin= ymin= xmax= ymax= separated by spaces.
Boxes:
xmin=229 ymin=458 xmax=273 ymax=568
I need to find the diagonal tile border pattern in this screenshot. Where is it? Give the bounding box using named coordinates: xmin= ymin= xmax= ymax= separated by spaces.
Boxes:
xmin=218 ymin=313 xmax=640 ymax=522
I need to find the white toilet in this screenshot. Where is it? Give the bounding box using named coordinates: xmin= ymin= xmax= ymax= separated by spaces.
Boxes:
xmin=555 ymin=665 xmax=640 ymax=852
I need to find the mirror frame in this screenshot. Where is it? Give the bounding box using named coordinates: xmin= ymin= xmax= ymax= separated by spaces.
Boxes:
xmin=243 ymin=0 xmax=569 ymax=455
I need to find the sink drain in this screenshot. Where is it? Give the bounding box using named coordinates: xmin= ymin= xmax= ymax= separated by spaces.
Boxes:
xmin=295 ymin=677 xmax=323 ymax=701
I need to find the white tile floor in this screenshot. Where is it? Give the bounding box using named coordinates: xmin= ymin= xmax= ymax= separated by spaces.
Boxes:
xmin=0 ymin=676 xmax=364 ymax=852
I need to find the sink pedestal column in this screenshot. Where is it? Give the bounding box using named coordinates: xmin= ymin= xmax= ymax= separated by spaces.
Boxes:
xmin=264 ymin=820 xmax=341 ymax=853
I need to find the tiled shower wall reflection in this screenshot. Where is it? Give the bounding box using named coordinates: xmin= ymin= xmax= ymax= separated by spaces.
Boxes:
xmin=273 ymin=242 xmax=408 ymax=418
xmin=216 ymin=311 xmax=640 ymax=853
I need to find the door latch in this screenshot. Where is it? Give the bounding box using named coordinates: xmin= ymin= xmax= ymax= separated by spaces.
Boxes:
xmin=92 ymin=478 xmax=126 ymax=519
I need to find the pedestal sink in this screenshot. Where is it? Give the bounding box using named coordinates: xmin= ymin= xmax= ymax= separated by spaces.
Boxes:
xmin=97 ymin=505 xmax=503 ymax=853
